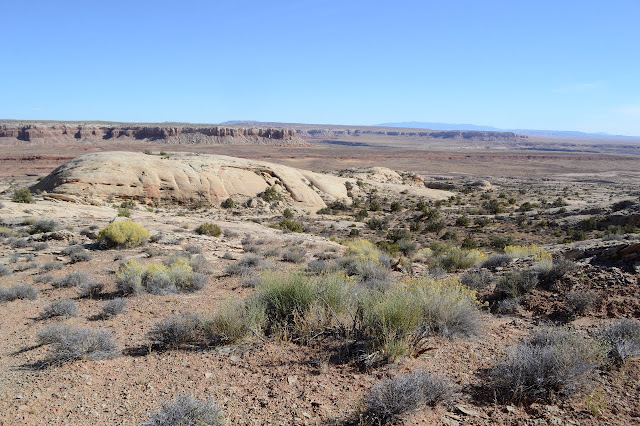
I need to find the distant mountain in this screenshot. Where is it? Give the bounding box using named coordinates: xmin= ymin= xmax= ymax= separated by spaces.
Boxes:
xmin=378 ymin=121 xmax=502 ymax=131
xmin=378 ymin=122 xmax=640 ymax=140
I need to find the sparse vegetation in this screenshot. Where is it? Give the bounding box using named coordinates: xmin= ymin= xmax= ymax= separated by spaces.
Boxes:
xmin=0 ymin=284 xmax=38 ymax=302
xmin=36 ymin=324 xmax=118 ymax=365
xmin=116 ymin=258 xmax=207 ymax=296
xmin=53 ymin=271 xmax=92 ymax=288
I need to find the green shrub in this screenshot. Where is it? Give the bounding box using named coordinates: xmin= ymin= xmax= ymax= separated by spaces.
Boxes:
xmin=254 ymin=270 xmax=316 ymax=335
xmin=117 ymin=207 xmax=131 ymax=217
xmin=358 ymin=277 xmax=481 ymax=362
xmin=279 ymin=218 xmax=303 ymax=233
xmin=260 ymin=186 xmax=282 ymax=202
xmin=195 ymin=223 xmax=221 ymax=237
xmin=390 ymin=201 xmax=403 ymax=212
xmin=282 ymin=208 xmax=294 ymax=219
xmin=221 ymin=197 xmax=235 ymax=209
xmin=12 ymin=188 xmax=34 ymax=203
xmin=97 ymin=220 xmax=150 ymax=248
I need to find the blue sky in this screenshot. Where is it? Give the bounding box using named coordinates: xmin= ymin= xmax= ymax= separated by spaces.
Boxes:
xmin=2 ymin=0 xmax=639 ymax=135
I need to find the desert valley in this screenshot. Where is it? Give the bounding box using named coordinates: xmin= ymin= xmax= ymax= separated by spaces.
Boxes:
xmin=0 ymin=121 xmax=639 ymax=424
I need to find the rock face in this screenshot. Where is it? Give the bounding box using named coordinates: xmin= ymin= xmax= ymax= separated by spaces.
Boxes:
xmin=30 ymin=152 xmax=350 ymax=209
xmin=31 ymin=152 xmax=453 ymax=210
xmin=0 ymin=122 xmax=304 ymax=146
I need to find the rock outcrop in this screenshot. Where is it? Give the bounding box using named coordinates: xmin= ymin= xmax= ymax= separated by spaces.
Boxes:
xmin=0 ymin=121 xmax=304 ymax=146
xmin=31 ymin=152 xmax=453 ymax=210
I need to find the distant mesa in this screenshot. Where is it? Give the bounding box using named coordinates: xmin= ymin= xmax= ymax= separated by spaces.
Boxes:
xmin=0 ymin=121 xmax=304 ymax=145
xmin=31 ymin=152 xmax=452 ymax=209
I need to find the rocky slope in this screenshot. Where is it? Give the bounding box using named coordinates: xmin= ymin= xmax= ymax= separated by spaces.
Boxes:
xmin=0 ymin=121 xmax=304 ymax=146
xmin=30 ymin=152 xmax=452 ymax=209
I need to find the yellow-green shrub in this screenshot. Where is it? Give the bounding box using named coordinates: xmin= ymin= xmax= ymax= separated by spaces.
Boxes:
xmin=504 ymin=244 xmax=551 ymax=262
xmin=345 ymin=239 xmax=384 ymax=263
xmin=116 ymin=259 xmax=145 ymax=295
xmin=427 ymin=246 xmax=487 ymax=272
xmin=115 ymin=258 xmax=206 ymax=295
xmin=97 ymin=220 xmax=150 ymax=248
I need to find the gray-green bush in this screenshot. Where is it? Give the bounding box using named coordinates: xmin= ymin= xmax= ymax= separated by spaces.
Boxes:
xmin=143 ymin=395 xmax=225 ymax=426
xmin=36 ymin=324 xmax=118 ymax=365
xmin=364 ymin=370 xmax=449 ymax=422
xmin=489 ymin=328 xmax=607 ymax=403
xmin=39 ymin=299 xmax=78 ymax=319
xmin=0 ymin=284 xmax=38 ymax=302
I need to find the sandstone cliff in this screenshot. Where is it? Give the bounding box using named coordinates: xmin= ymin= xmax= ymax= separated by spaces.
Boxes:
xmin=0 ymin=121 xmax=304 ymax=146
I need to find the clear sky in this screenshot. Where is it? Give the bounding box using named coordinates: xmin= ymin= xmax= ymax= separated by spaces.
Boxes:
xmin=2 ymin=0 xmax=639 ymax=135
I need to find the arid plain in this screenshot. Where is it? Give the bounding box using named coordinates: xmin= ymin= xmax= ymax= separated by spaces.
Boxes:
xmin=1 ymin=122 xmax=639 ymax=425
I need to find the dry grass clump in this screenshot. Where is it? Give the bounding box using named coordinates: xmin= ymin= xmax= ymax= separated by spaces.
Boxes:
xmin=97 ymin=220 xmax=150 ymax=248
xmin=143 ymin=395 xmax=225 ymax=426
xmin=282 ymin=247 xmax=306 ymax=263
xmin=489 ymin=328 xmax=607 ymax=403
xmin=480 ymin=254 xmax=511 ymax=270
xmin=460 ymin=268 xmax=493 ymax=290
xmin=536 ymin=257 xmax=576 ymax=289
xmin=36 ymin=324 xmax=118 ymax=365
xmin=0 ymin=284 xmax=39 ymax=302
xmin=504 ymin=243 xmax=551 ymax=261
xmin=363 ymin=369 xmax=449 ymax=422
